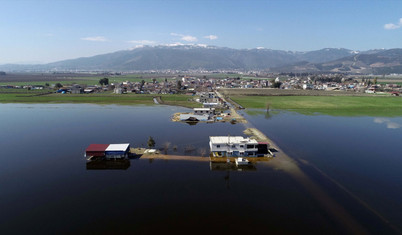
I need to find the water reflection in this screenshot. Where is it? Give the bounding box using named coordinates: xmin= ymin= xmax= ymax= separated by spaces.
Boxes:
xmin=86 ymin=159 xmax=130 ymax=170
xmin=209 ymin=161 xmax=257 ymax=171
xmin=245 ymin=109 xmax=276 ymax=119
xmin=185 ymin=121 xmax=198 ymax=126
xmin=373 ymin=118 xmax=401 ymax=129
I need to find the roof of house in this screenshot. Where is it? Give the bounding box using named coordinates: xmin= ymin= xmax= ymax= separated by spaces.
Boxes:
xmin=86 ymin=144 xmax=110 ymax=152
xmin=193 ymin=108 xmax=213 ymax=111
xmin=180 ymin=114 xmax=209 ymax=121
xmin=105 ymin=143 xmax=130 ymax=152
xmin=209 ymin=136 xmax=258 ymax=144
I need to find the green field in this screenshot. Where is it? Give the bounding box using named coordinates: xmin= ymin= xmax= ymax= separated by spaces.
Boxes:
xmin=231 ymin=95 xmax=402 ymax=116
xmin=0 ymin=92 xmax=201 ymax=108
xmin=0 ymin=74 xmax=175 ymax=86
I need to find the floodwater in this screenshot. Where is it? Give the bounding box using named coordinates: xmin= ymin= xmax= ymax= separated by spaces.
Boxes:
xmin=0 ymin=104 xmax=401 ymax=234
xmin=243 ymin=109 xmax=402 ymax=234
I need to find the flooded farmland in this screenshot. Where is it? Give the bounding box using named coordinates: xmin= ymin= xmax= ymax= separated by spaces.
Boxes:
xmin=0 ymin=104 xmax=401 ymax=234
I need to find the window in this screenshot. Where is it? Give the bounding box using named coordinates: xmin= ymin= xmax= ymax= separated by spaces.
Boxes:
xmin=216 ymin=145 xmax=220 ymax=148
xmin=240 ymin=145 xmax=244 ymax=148
xmin=247 ymin=145 xmax=254 ymax=149
xmin=232 ymin=144 xmax=236 ymax=148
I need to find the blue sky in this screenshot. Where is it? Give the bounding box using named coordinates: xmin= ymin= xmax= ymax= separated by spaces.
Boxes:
xmin=1 ymin=0 xmax=402 ymax=64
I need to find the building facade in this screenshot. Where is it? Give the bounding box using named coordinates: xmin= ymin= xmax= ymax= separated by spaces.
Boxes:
xmin=209 ymin=136 xmax=259 ymax=157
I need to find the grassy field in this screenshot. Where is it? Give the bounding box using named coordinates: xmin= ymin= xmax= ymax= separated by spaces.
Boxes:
xmin=0 ymin=76 xmax=175 ymax=86
xmin=0 ymin=92 xmax=201 ymax=108
xmin=231 ymin=95 xmax=402 ymax=116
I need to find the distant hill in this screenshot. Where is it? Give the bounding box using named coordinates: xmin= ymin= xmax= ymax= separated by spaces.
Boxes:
xmin=272 ymin=48 xmax=402 ymax=74
xmin=1 ymin=45 xmax=402 ymax=74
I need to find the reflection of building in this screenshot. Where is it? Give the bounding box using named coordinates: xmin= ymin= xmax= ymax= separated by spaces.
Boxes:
xmin=86 ymin=159 xmax=130 ymax=170
xmin=209 ymin=136 xmax=259 ymax=157
xmin=209 ymin=162 xmax=256 ymax=171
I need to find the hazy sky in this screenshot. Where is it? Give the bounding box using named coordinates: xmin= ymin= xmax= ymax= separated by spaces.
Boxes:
xmin=1 ymin=0 xmax=402 ymax=64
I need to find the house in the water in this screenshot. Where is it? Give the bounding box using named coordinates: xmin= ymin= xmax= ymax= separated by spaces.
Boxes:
xmin=105 ymin=143 xmax=130 ymax=159
xmin=86 ymin=144 xmax=109 ymax=158
xmin=209 ymin=136 xmax=266 ymax=157
xmin=85 ymin=143 xmax=130 ymax=159
xmin=179 ymin=107 xmax=215 ymax=122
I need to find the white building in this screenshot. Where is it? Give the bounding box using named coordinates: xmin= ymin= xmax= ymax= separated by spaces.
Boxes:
xmin=105 ymin=143 xmax=130 ymax=159
xmin=209 ymin=136 xmax=259 ymax=157
xmin=193 ymin=108 xmax=215 ymax=116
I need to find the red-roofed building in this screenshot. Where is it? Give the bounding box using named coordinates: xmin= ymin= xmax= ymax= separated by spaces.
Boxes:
xmin=86 ymin=144 xmax=110 ymax=157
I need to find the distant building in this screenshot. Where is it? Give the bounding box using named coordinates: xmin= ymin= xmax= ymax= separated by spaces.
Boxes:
xmin=203 ymin=102 xmax=219 ymax=108
xmin=193 ymin=108 xmax=215 ymax=116
xmin=71 ymin=86 xmax=83 ymax=94
xmin=114 ymin=87 xmax=123 ymax=94
xmin=84 ymin=88 xmax=94 ymax=93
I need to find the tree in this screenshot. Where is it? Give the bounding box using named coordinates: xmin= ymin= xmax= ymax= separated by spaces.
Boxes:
xmin=147 ymin=136 xmax=155 ymax=148
xmin=55 ymin=83 xmax=63 ymax=88
xmin=99 ymin=78 xmax=109 ymax=86
xmin=152 ymin=78 xmax=156 ymax=84
xmin=272 ymin=81 xmax=282 ymax=88
xmin=374 ymin=77 xmax=378 ymax=85
xmin=177 ymin=80 xmax=182 ymax=89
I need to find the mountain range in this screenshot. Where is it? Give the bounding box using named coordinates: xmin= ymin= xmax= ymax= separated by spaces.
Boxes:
xmin=1 ymin=45 xmax=402 ymax=74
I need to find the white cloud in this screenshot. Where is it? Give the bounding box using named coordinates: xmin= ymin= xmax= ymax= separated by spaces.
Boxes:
xmin=127 ymin=40 xmax=156 ymax=44
xmin=374 ymin=118 xmax=401 ymax=129
xmin=81 ymin=36 xmax=107 ymax=42
xmin=170 ymin=33 xmax=198 ymax=42
xmin=204 ymin=35 xmax=218 ymax=40
xmin=45 ymin=33 xmax=54 ymax=37
xmin=384 ymin=18 xmax=402 ymax=30
xmin=181 ymin=35 xmax=197 ymax=42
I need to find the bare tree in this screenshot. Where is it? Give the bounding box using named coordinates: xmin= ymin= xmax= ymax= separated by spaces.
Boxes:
xmin=199 ymin=148 xmax=207 ymax=157
xmin=163 ymin=142 xmax=171 ymax=154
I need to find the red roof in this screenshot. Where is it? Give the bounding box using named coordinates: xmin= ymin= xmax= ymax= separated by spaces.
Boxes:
xmin=86 ymin=144 xmax=109 ymax=152
xmin=258 ymin=142 xmax=270 ymax=145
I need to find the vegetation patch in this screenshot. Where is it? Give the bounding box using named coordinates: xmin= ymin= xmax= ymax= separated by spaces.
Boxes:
xmin=231 ymin=95 xmax=402 ymax=117
xmin=0 ymin=92 xmax=201 ymax=108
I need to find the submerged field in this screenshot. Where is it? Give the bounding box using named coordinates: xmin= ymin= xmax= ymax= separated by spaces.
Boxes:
xmin=231 ymin=95 xmax=402 ymax=116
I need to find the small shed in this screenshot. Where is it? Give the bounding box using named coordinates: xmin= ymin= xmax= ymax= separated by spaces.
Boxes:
xmin=86 ymin=144 xmax=109 ymax=157
xmin=105 ymin=143 xmax=130 ymax=159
